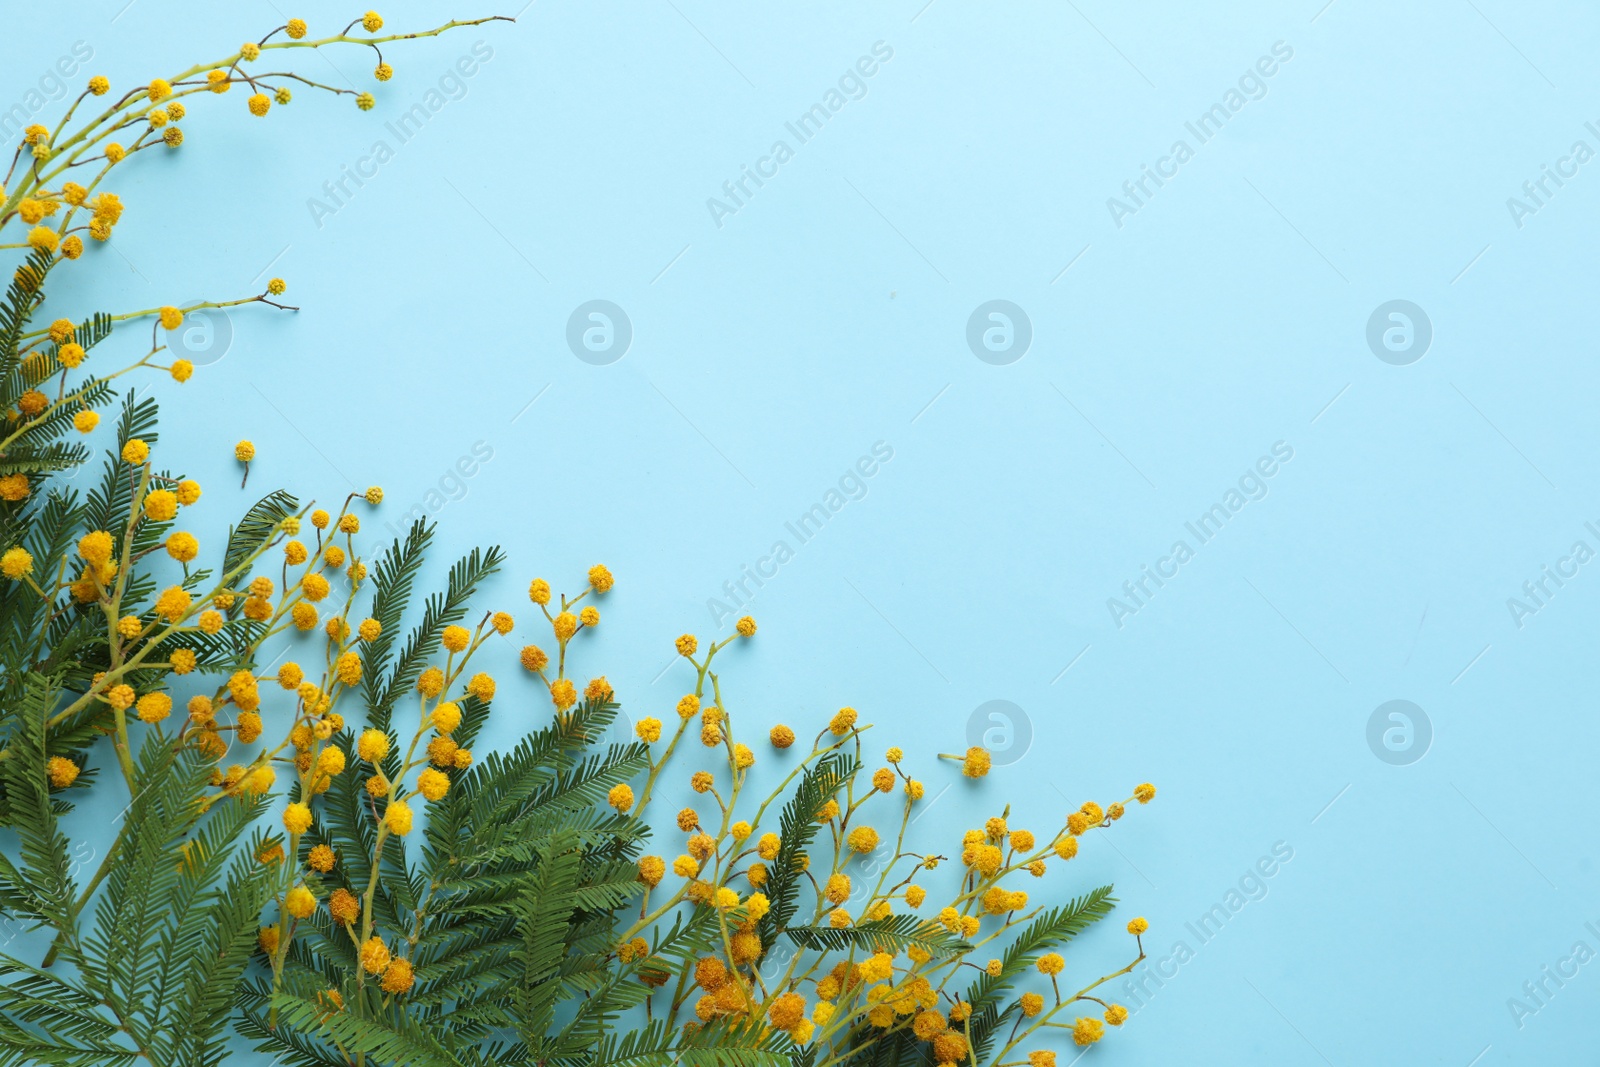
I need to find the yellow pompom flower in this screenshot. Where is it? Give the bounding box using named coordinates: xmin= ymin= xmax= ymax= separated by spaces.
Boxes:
xmin=1134 ymin=782 xmax=1157 ymax=803
xmin=357 ymin=730 xmax=390 ymax=763
xmin=335 ymin=652 xmax=362 ymax=686
xmin=441 ymin=625 xmax=470 ymax=652
xmin=1037 ymin=953 xmax=1065 ymax=976
xmin=417 ymin=768 xmax=450 ymax=802
xmin=247 ymin=93 xmax=271 ymax=116
xmin=823 ymin=873 xmax=850 ymax=905
xmin=362 ymin=11 xmax=384 ymax=31
xmin=234 ymin=440 xmax=255 ymax=462
xmin=769 ymin=725 xmax=794 ymax=749
xmin=431 ymin=702 xmax=462 ymax=735
xmin=637 ymin=855 xmax=665 ymax=887
xmin=416 ymin=667 xmax=445 ymax=697
xmin=385 ymin=799 xmax=413 ymax=835
xmin=675 ymin=634 xmax=697 ymax=657
xmin=122 ymin=439 xmax=149 ymax=465
xmin=828 ymin=707 xmax=858 ymax=736
xmin=88 ymin=75 xmax=110 ymax=94
xmin=1 ymin=547 xmax=33 ymax=580
xmin=360 ymin=936 xmax=391 ymax=974
xmin=847 ymin=826 xmax=879 ymax=853
xmin=636 ymin=717 xmax=662 ymax=743
xmin=1073 ymin=1018 xmax=1104 ymax=1045
xmin=1105 ymin=1004 xmax=1129 ymax=1026
xmin=144 ymin=489 xmax=178 ymax=522
xmin=283 ymin=803 xmax=313 ymax=834
xmin=134 ymin=691 xmax=172 ymax=724
xmin=962 ymin=747 xmax=992 ymax=778
xmin=381 ymin=958 xmax=414 ymax=994
xmin=735 ymin=615 xmax=756 ymax=636
xmin=586 ymin=564 xmax=614 ymax=592
xmin=285 ymin=885 xmax=316 ymax=919
xmin=298 ymin=572 xmax=330 ymax=602
xmin=165 ymin=534 xmax=200 ymax=566
xmin=767 ymin=992 xmax=806 ymax=1031
xmin=286 ymin=18 xmax=307 ymax=38
xmin=46 ymin=756 xmax=79 ymax=788
xmin=1127 ymin=917 xmax=1149 ymax=935
xmin=608 ymin=783 xmax=634 ymax=812
xmin=77 ymin=530 xmax=113 ymax=566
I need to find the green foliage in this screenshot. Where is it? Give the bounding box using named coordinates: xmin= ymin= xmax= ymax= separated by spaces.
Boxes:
xmin=758 ymin=751 xmax=856 ymax=949
xmin=0 ymin=684 xmax=276 ymax=1066
xmin=959 ymin=887 xmax=1118 ymax=1062
xmin=784 ymin=914 xmax=971 ymax=958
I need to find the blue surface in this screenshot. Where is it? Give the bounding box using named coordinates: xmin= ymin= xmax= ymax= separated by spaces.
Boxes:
xmin=10 ymin=1 xmax=1600 ymax=1062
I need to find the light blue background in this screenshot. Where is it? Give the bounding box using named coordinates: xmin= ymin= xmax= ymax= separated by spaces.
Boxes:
xmin=9 ymin=1 xmax=1600 ymax=1062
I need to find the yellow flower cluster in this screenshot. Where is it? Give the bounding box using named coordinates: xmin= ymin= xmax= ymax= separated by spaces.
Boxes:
xmin=544 ymin=606 xmax=1161 ymax=1065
